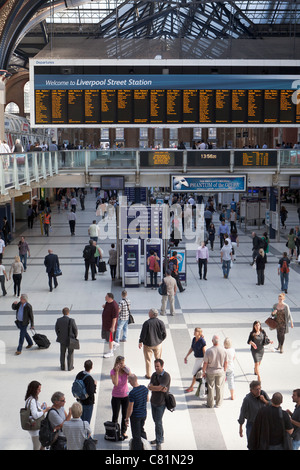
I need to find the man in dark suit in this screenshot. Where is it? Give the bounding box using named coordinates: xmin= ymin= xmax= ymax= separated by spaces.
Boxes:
xmin=55 ymin=307 xmax=78 ymax=371
xmin=44 ymin=249 xmax=60 ymax=292
xmin=12 ymin=294 xmax=34 ymax=355
xmin=83 ymin=240 xmax=96 ymax=281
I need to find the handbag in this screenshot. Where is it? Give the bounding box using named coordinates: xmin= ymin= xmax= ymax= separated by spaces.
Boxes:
xmin=153 ymin=260 xmax=160 ymax=273
xmin=68 ymin=318 xmax=80 ymax=349
xmin=54 ymin=265 xmax=62 ymax=276
xmin=265 ymin=316 xmax=277 ymax=330
xmin=82 ymin=422 xmax=97 ymax=450
xmin=125 ymin=299 xmax=134 ymax=325
xmin=20 ymin=398 xmax=45 ymax=431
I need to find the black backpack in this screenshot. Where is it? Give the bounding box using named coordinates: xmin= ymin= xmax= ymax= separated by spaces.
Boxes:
xmin=39 ymin=408 xmax=59 ymax=448
xmin=104 ymin=421 xmax=121 ymax=441
xmin=165 ymin=393 xmax=176 ymax=412
xmin=83 ymin=245 xmax=92 ymax=259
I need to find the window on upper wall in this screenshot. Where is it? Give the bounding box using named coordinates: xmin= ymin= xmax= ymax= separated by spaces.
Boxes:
xmin=169 ymin=128 xmax=178 ymax=148
xmin=5 ymin=102 xmax=19 ymax=114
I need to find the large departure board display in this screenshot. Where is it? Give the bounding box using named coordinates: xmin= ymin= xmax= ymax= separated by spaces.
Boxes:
xmin=33 ymin=73 xmax=300 ymax=126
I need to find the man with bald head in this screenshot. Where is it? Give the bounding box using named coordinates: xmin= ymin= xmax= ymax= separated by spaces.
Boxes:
xmin=44 ymin=249 xmax=60 ymax=292
xmin=202 ymin=335 xmax=228 ymax=408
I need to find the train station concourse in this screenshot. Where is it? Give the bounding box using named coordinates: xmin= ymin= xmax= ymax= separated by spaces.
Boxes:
xmin=0 ymin=0 xmax=300 ymax=457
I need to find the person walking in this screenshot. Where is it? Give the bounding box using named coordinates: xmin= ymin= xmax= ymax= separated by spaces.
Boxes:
xmin=26 ymin=205 xmax=35 ymax=229
xmin=202 ymin=335 xmax=228 ymax=408
xmin=247 ymin=320 xmax=273 ymax=383
xmin=271 ymin=292 xmax=294 ymax=353
xmin=250 ymin=232 xmax=261 ymax=265
xmin=238 ymin=380 xmax=271 ymax=445
xmin=208 ymin=222 xmax=215 ymax=251
xmin=148 ymin=359 xmax=171 ymax=451
xmin=67 ymin=208 xmax=76 ymax=236
xmin=196 ymin=241 xmax=209 ymax=280
xmin=230 ymin=229 xmax=239 ymax=261
xmin=9 ymin=255 xmax=24 ymax=297
xmin=125 ymin=374 xmax=149 ymax=450
xmin=287 ymin=228 xmax=297 ymax=259
xmin=88 ymin=220 xmax=98 ymax=242
xmin=0 ymin=233 xmax=5 ymax=262
xmin=184 ymin=328 xmax=206 ymax=394
xmin=160 ymin=269 xmax=177 ymax=316
xmin=224 ymin=337 xmax=236 ymax=400
xmin=218 ymin=219 xmax=229 ymax=248
xmin=139 ymin=309 xmax=167 ymax=379
xmin=286 ymin=388 xmax=300 ymax=450
xmin=43 ymin=211 xmax=51 ymax=237
xmin=74 ymin=360 xmax=97 ymax=424
xmin=248 ymin=392 xmax=293 ymax=450
xmin=12 ymin=294 xmax=34 ymax=355
xmin=70 ymin=196 xmax=77 ymax=213
xmin=24 ymin=381 xmax=51 ymax=450
xmin=1 ymin=216 xmax=11 ymax=245
xmin=115 ymin=290 xmax=131 ymax=343
xmin=83 ymin=240 xmax=96 ymax=281
xmin=63 ymin=402 xmax=92 ymax=450
xmin=18 ymin=236 xmax=30 ymax=271
xmin=110 ymin=355 xmax=131 ymax=440
xmin=108 ymin=243 xmax=117 ymax=280
xmin=255 ymin=248 xmax=267 ymax=286
xmin=55 ymin=307 xmax=78 ymax=371
xmin=102 ymin=293 xmax=119 ymax=358
xmin=44 ymin=249 xmax=60 ymax=292
xmin=278 ymin=251 xmax=290 ymax=293
xmin=168 ymin=251 xmax=185 ymax=292
xmin=0 ymin=260 xmax=8 ymax=296
xmin=220 ymin=239 xmax=233 ymax=279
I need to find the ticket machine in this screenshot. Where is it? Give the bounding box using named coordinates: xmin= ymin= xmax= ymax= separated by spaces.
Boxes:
xmin=122 ymin=239 xmax=141 ymax=287
xmin=144 ymin=238 xmax=163 ymax=287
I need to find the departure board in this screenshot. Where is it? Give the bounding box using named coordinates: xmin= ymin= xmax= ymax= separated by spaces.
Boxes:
xmin=68 ymin=90 xmax=84 ymax=124
xmin=215 ymin=90 xmax=231 ymax=123
xmin=182 ymin=90 xmax=198 ymax=123
xmin=133 ymin=90 xmax=149 ymax=123
xmin=51 ymin=90 xmax=67 ymax=124
xmin=234 ymin=150 xmax=277 ymax=167
xmin=34 ymin=81 xmax=300 ymax=125
xmin=117 ymin=89 xmax=132 ymax=123
xmin=35 ymin=90 xmax=52 ymax=124
xmin=166 ymin=89 xmax=181 ymax=123
xmin=101 ymin=90 xmax=116 ymax=123
xmin=150 ymin=90 xmax=165 ymax=123
xmin=85 ymin=90 xmax=100 ymax=124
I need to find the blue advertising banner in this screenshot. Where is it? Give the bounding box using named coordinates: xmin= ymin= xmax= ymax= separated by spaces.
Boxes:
xmin=171 ymin=175 xmax=246 ymax=192
xmin=34 ymin=74 xmax=300 ymax=90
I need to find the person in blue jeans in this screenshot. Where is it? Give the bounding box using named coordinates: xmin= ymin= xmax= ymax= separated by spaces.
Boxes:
xmin=220 ymin=239 xmax=233 ymax=279
xmin=125 ymin=374 xmax=148 ymax=450
xmin=115 ymin=291 xmax=131 ymax=343
xmin=148 ymin=358 xmax=171 ymax=451
xmin=12 ymin=294 xmax=34 ymax=355
xmin=278 ymin=252 xmax=290 ymax=293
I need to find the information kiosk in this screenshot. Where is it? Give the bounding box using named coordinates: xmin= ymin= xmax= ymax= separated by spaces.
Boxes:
xmin=122 ymin=239 xmax=141 ymax=287
xmin=144 ymin=238 xmax=163 ymax=288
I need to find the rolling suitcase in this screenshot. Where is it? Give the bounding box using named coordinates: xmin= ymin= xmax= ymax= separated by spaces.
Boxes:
xmin=32 ymin=329 xmax=51 ymax=349
xmin=98 ymin=260 xmax=107 ymax=273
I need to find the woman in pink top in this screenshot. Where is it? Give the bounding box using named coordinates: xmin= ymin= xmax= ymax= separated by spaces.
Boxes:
xmin=110 ymin=355 xmax=131 ymax=439
xmin=147 ymin=250 xmax=160 ymax=289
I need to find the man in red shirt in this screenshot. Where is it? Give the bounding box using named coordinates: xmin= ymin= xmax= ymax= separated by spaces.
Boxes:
xmin=102 ymin=293 xmax=120 ymax=358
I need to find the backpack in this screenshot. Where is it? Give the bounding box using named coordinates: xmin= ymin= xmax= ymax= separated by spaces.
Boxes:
xmin=165 ymin=393 xmax=176 ymax=412
xmin=258 ymin=237 xmax=265 ymax=249
xmin=168 ymin=257 xmax=178 ymax=273
xmin=281 ymin=259 xmax=290 ymax=273
xmin=158 ymin=279 xmax=167 ymax=296
xmin=104 ymin=421 xmax=121 ymax=441
xmin=72 ymin=374 xmax=89 ymax=400
xmin=39 ymin=408 xmax=59 ymax=448
xmin=83 ymin=245 xmax=92 ymax=259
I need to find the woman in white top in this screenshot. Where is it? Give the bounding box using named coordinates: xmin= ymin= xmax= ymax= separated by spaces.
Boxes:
xmin=224 ymin=337 xmax=236 ymax=400
xmin=24 ymin=381 xmax=50 ymax=450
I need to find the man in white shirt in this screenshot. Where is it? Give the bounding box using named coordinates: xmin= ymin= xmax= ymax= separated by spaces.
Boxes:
xmin=88 ymin=220 xmax=99 ymax=242
xmin=220 ymin=239 xmax=233 ymax=279
xmin=196 ymin=241 xmax=209 ymax=280
xmin=160 ymin=270 xmax=177 ymax=316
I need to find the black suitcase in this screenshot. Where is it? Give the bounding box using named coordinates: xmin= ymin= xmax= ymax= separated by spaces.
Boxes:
xmin=32 ymin=330 xmax=51 ymax=349
xmin=98 ymin=261 xmax=107 ymax=273
xmin=104 ymin=421 xmax=121 ymax=441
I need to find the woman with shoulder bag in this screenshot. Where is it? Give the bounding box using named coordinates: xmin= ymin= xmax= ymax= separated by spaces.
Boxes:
xmin=147 ymin=250 xmax=160 ymax=289
xmin=271 ymin=293 xmax=294 ymax=354
xmin=24 ymin=381 xmax=51 ymax=450
xmin=247 ymin=321 xmax=273 ymax=383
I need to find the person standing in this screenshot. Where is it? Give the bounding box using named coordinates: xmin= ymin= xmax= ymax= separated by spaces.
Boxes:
xmin=102 ymin=293 xmax=119 ymax=358
xmin=220 ymin=239 xmax=233 ymax=279
xmin=43 ymin=211 xmax=51 ymax=237
xmin=24 ymin=381 xmax=51 ymax=450
xmin=83 ymin=240 xmax=96 ymax=281
xmin=67 ymin=208 xmax=76 ymax=236
xmin=286 ymin=389 xmax=300 ymax=450
xmin=278 ymin=251 xmax=290 ymax=293
xmin=255 ymin=248 xmax=267 ymax=286
xmin=125 ymin=374 xmax=149 ymax=450
xmin=115 ymin=290 xmax=131 ymax=343
xmin=74 ymin=360 xmax=97 ymax=424
xmin=9 ymin=255 xmax=24 ymax=297
xmin=44 ymin=249 xmax=60 ymax=292
xmin=26 ymin=205 xmax=34 ymax=229
xmin=0 ymin=233 xmax=5 ymax=262
xmin=238 ymin=380 xmax=270 ymax=445
xmin=147 ymin=250 xmax=160 ymax=289
xmin=202 ymin=335 xmax=228 ymax=408
xmin=47 ymin=391 xmax=71 ymax=450
xmin=248 ymin=392 xmax=293 ymax=450
xmin=287 ymin=228 xmax=297 ymax=259
xmin=247 ymin=320 xmax=272 ymax=383
xmin=108 ymin=243 xmax=117 ymax=280
xmin=271 ymin=292 xmax=294 ymax=353
xmin=110 ymin=355 xmax=131 ymax=440
xmin=0 ymin=260 xmax=8 ymax=296
xmin=196 ymin=241 xmax=209 ymax=280
xmin=139 ymin=309 xmax=167 ymax=379
xmin=184 ymin=328 xmax=206 ymax=393
xmin=79 ymin=192 xmax=85 ymax=210
xmin=224 ymin=337 xmax=236 ymax=400
xmin=18 ymin=236 xmax=30 ymax=271
xmin=168 ymin=251 xmax=185 ymax=293
xmin=55 ymin=307 xmax=78 ymax=371
xmin=218 ymin=220 xmax=229 ymax=248
xmin=208 ymin=222 xmax=215 ymax=251
xmin=251 ymin=232 xmax=261 ymax=265
xmin=148 ymin=359 xmax=171 ymax=451
xmin=160 ymin=269 xmax=177 ymax=316
xmin=1 ymin=216 xmax=11 ymax=245
xmin=70 ymin=196 xmax=77 ymax=212
xmin=12 ymin=294 xmax=34 ymax=355
xmin=63 ymin=402 xmax=92 ymax=450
